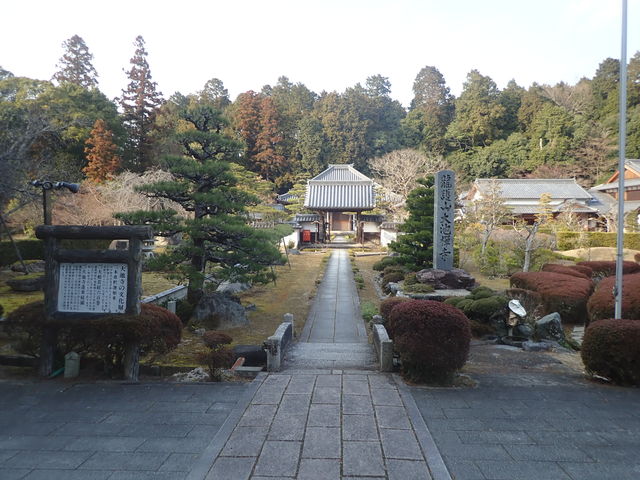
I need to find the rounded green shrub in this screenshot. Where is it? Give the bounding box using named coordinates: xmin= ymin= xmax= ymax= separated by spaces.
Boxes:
xmin=582 ymin=318 xmax=640 ymax=385
xmin=404 ymin=283 xmax=435 ymax=294
xmin=404 ymin=272 xmax=418 ymax=286
xmin=444 ymin=297 xmax=463 ymax=307
xmin=382 ymin=271 xmax=405 ymax=286
xmin=383 ymin=265 xmax=406 ymax=276
xmin=464 ymin=296 xmax=507 ymax=320
xmin=456 ymin=298 xmax=474 ymax=312
xmin=469 ymin=286 xmax=494 ymax=299
xmin=373 ymin=256 xmax=403 ymax=271
xmin=390 ymin=300 xmax=471 ymax=383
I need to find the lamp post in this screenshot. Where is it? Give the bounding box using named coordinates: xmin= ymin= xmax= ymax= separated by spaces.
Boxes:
xmin=30 ymin=180 xmax=80 ymax=225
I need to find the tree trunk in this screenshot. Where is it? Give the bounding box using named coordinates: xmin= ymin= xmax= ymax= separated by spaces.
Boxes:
xmin=187 ymin=235 xmax=205 ymax=306
xmin=522 ymin=224 xmax=539 ymax=272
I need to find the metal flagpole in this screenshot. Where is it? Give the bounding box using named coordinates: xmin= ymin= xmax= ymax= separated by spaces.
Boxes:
xmin=615 ymin=0 xmax=628 ymax=319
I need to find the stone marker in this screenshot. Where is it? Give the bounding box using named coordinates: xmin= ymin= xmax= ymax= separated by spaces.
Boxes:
xmin=433 ymin=170 xmax=455 ymax=271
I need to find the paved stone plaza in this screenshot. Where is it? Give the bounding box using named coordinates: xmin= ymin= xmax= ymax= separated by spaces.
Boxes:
xmin=1 ymin=249 xmax=640 ymax=479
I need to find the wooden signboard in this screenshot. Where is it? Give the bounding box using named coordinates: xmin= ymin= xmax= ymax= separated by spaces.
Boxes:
xmin=34 ymin=225 xmax=153 ymax=379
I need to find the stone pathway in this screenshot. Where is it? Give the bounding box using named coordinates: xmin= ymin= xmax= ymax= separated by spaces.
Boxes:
xmin=200 ymin=249 xmax=448 ymax=479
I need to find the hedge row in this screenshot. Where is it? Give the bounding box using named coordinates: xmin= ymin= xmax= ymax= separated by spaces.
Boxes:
xmin=0 ymin=238 xmax=116 ymax=266
xmin=510 ymin=271 xmax=594 ymax=324
xmin=587 ymin=274 xmax=640 ymax=323
xmin=557 ymin=231 xmax=640 ymax=251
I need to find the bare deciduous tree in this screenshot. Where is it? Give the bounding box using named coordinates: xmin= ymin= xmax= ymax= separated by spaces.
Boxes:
xmin=369 ymin=148 xmax=446 ymax=202
xmin=466 ymin=179 xmax=512 ymax=254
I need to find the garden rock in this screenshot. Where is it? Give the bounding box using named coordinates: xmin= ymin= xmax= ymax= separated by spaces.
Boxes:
xmin=415 ymin=268 xmax=476 ymax=290
xmin=387 ymin=282 xmax=401 ymax=294
xmin=371 ymin=315 xmax=384 ymax=324
xmin=192 ymin=293 xmax=249 ymax=329
xmin=10 ymin=260 xmax=45 ymax=273
xmin=522 ymin=340 xmax=552 ymax=352
xmin=171 ymin=367 xmax=209 ymax=382
xmin=535 ymin=312 xmax=565 ymax=342
xmin=217 ymin=282 xmax=250 ymax=295
xmin=514 ymin=323 xmax=534 ymax=338
xmin=6 ymin=275 xmax=45 ymax=292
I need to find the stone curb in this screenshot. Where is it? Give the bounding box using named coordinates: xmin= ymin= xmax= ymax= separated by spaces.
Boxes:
xmin=186 ymin=372 xmax=267 ymax=480
xmin=393 ymin=374 xmax=452 ymax=480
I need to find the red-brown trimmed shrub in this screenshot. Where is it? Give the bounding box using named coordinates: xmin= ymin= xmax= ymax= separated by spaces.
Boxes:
xmin=587 ymin=274 xmax=640 ymax=323
xmin=380 ymin=297 xmax=411 ymax=338
xmin=541 ymin=263 xmax=590 ymax=280
xmin=568 ymin=264 xmax=594 ymax=277
xmin=510 ymin=272 xmax=593 ymax=324
xmin=5 ymin=301 xmax=183 ymax=374
xmin=577 ymin=260 xmax=640 ymax=279
xmin=202 ymin=331 xmax=233 ymax=348
xmin=581 ymin=318 xmax=640 ymax=385
xmin=389 ymin=300 xmax=471 ymax=383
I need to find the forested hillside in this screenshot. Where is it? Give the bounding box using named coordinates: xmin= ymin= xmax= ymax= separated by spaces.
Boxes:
xmin=3 ymin=34 xmax=640 ymax=207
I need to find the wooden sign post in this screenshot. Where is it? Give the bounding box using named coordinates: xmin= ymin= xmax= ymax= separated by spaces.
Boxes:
xmin=35 ymin=225 xmax=153 ymax=380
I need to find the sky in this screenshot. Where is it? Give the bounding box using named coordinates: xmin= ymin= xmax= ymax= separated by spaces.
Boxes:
xmin=2 ymin=0 xmax=638 ymax=108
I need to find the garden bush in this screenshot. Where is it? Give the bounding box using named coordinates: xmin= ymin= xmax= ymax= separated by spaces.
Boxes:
xmin=0 ymin=240 xmax=44 ymax=266
xmin=403 ymin=283 xmax=435 ymax=294
xmin=360 ymin=301 xmax=378 ymax=322
xmin=5 ymin=302 xmax=183 ymax=375
xmin=577 ymin=260 xmax=640 ymax=279
xmin=541 ymin=263 xmax=591 ymax=280
xmin=382 ymin=271 xmax=405 ymax=287
xmin=587 ymin=274 xmax=640 ymax=323
xmin=390 ymin=300 xmax=471 ymax=383
xmin=199 ymin=330 xmax=233 ymax=380
xmin=403 ymin=272 xmax=418 ymax=285
xmin=581 ymin=318 xmax=640 ymax=385
xmin=557 ymin=231 xmax=640 ymax=251
xmin=379 ymin=297 xmax=411 ymax=335
xmin=383 ymin=265 xmax=406 ymax=276
xmin=373 ymin=256 xmax=403 ymax=271
xmin=510 ymin=272 xmax=593 ymax=324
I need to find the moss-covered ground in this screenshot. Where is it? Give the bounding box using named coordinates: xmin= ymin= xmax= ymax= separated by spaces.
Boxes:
xmin=145 ymin=251 xmax=330 ymax=368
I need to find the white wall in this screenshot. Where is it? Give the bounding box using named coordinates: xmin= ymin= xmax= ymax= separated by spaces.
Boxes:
xmin=380 ymin=229 xmax=397 ymax=247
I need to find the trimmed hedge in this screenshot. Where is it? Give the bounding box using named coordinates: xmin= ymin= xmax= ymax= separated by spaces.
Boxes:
xmin=0 ymin=238 xmax=116 ymax=266
xmin=557 ymin=231 xmax=640 ymax=251
xmin=577 ymin=261 xmax=640 ymax=279
xmin=379 ymin=297 xmax=411 ymax=336
xmin=510 ymin=272 xmax=593 ymax=324
xmin=373 ymin=256 xmax=403 ymax=271
xmin=0 ymin=240 xmax=44 ymax=266
xmin=582 ymin=318 xmax=640 ymax=385
xmin=5 ymin=302 xmax=182 ymax=374
xmin=541 ymin=263 xmax=591 ymax=280
xmin=587 ymin=274 xmax=640 ymax=323
xmin=390 ymin=300 xmax=471 ymax=383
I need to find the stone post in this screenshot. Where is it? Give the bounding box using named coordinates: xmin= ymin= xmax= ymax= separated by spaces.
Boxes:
xmin=433 ymin=170 xmax=455 ymax=271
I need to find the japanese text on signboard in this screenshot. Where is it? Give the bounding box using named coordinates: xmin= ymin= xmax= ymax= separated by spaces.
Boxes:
xmin=58 ymin=263 xmax=127 ymax=313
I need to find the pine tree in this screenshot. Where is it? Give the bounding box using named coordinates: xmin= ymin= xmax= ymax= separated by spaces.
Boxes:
xmin=83 ymin=119 xmax=121 ymax=182
xmin=389 ymin=177 xmax=435 ymax=270
xmin=120 ymin=35 xmax=163 ymax=171
xmin=52 ymin=35 xmax=98 ymax=89
xmin=116 ymin=101 xmax=283 ymax=304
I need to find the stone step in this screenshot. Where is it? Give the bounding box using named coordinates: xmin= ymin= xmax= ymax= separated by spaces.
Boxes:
xmin=284 ymin=342 xmax=377 ymax=371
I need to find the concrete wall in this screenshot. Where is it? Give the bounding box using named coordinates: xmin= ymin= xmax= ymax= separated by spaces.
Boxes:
xmin=380 ymin=228 xmax=398 ymax=247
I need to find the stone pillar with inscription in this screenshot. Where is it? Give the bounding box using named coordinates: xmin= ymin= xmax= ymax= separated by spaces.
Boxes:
xmin=433 ymin=170 xmax=455 ymax=271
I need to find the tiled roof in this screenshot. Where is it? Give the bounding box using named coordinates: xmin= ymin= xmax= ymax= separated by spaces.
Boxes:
xmin=592 ymin=178 xmax=640 ymax=191
xmin=627 ymin=159 xmax=640 ymax=173
xmin=304 ymin=165 xmax=375 ymax=210
xmin=294 ymin=214 xmax=320 ymax=223
xmin=277 ymin=192 xmax=298 ymax=203
xmin=474 ymin=178 xmax=592 ymax=200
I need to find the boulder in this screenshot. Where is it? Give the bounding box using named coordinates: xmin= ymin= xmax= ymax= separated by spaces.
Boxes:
xmin=192 ymin=293 xmax=249 ymax=329
xmin=534 ymin=312 xmax=565 ymax=342
xmin=415 ymin=268 xmax=476 ymax=290
xmin=217 ymin=282 xmax=251 ymax=295
xmin=10 ymin=260 xmax=45 ymax=274
xmin=514 ymin=323 xmax=534 ymax=339
xmin=522 ymin=340 xmax=552 ymax=352
xmin=6 ymin=275 xmax=45 ymax=292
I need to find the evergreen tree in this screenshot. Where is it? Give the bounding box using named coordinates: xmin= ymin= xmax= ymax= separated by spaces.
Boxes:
xmin=116 ymin=101 xmax=282 ymax=304
xmin=120 ymin=35 xmax=163 ymax=171
xmin=83 ymin=119 xmax=121 ymax=182
xmin=254 ymin=96 xmax=286 ymax=183
xmin=389 ymin=177 xmax=435 ymax=270
xmin=296 ymin=116 xmax=327 ymax=176
xmin=52 ymin=35 xmax=98 ymax=89
xmin=199 ymin=78 xmax=231 ymax=110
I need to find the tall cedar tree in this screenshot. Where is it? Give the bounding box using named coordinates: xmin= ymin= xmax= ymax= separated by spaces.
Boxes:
xmin=52 ymin=35 xmax=98 ymax=89
xmin=116 ymin=102 xmax=283 ymax=304
xmin=255 ymin=96 xmax=285 ymax=182
xmin=120 ymin=35 xmax=163 ymax=171
xmin=83 ymin=119 xmax=121 ymax=182
xmin=233 ymin=90 xmax=261 ymax=161
xmin=389 ymin=177 xmax=435 ymax=270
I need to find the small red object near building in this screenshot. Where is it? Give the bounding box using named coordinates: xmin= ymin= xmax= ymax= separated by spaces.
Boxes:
xmin=302 ymin=230 xmax=311 ymax=242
